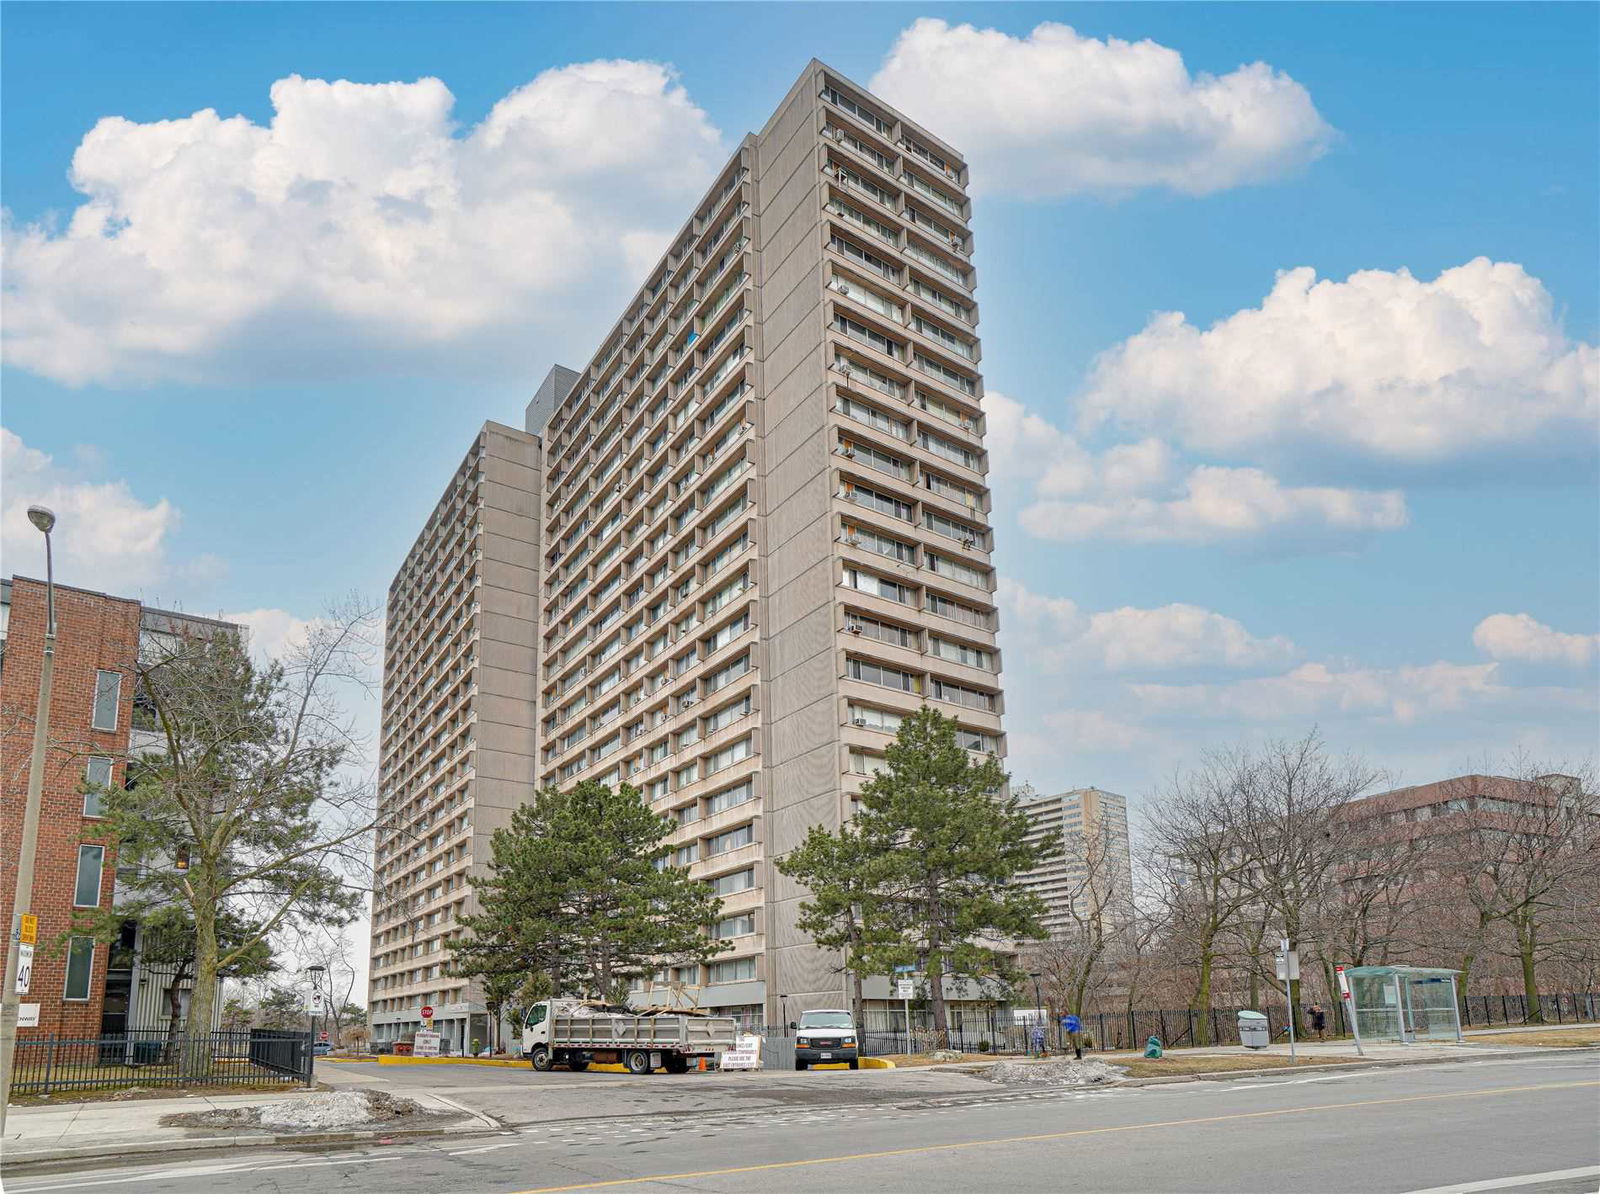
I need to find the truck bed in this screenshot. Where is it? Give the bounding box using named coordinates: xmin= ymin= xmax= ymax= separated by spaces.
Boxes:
xmin=549 ymin=1013 xmax=738 ymax=1052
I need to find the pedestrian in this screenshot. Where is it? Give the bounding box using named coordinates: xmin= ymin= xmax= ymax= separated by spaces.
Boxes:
xmin=1310 ymin=1004 xmax=1328 ymax=1042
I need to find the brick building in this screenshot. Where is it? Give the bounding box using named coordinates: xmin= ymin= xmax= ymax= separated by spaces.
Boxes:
xmin=0 ymin=577 xmax=237 ymax=1038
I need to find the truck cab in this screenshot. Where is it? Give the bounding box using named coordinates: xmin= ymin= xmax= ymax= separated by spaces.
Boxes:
xmin=791 ymin=1008 xmax=860 ymax=1070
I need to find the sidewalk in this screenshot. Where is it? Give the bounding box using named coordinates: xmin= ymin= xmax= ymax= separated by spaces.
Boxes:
xmin=1 ymin=1079 xmax=493 ymax=1171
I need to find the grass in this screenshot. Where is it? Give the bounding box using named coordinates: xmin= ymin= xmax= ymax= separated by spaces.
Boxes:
xmin=1465 ymin=1027 xmax=1600 ymax=1047
xmin=1113 ymin=1054 xmax=1375 ymax=1079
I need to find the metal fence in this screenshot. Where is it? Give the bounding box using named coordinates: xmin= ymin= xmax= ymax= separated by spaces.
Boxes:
xmin=11 ymin=1030 xmax=313 ymax=1096
xmin=857 ymin=992 xmax=1599 ymax=1055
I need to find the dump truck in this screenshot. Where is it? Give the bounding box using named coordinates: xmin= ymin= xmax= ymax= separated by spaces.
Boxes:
xmin=520 ymin=999 xmax=739 ymax=1074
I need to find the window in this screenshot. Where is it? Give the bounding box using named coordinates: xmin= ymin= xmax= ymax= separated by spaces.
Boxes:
xmin=930 ymin=679 xmax=995 ymax=711
xmin=924 ymin=470 xmax=981 ymax=510
xmin=931 ymin=637 xmax=994 ymax=670
xmin=848 ymin=659 xmax=920 ymax=693
xmin=924 ymin=509 xmax=984 ymax=546
xmin=927 ymin=553 xmax=990 ymax=591
xmin=840 ymin=438 xmax=908 ymax=481
xmin=829 ymin=274 xmax=901 ymax=322
xmin=849 ymin=749 xmax=889 ymax=776
xmin=92 ymin=670 xmax=121 ymax=731
xmin=927 ymin=592 xmax=992 ymax=630
xmin=712 ymin=913 xmax=755 ymax=940
xmin=708 ymin=956 xmax=757 ymax=984
xmin=838 ymin=395 xmax=908 ymax=440
xmin=842 ymin=523 xmax=916 ymax=565
xmin=912 ymin=314 xmax=974 ymax=359
xmin=705 ymin=653 xmax=750 ymax=694
xmin=703 ymin=613 xmax=750 ymax=655
xmin=704 ymin=736 xmax=752 ymax=776
xmin=707 ymin=779 xmax=755 ymax=815
xmin=920 ymin=430 xmax=979 ymax=469
xmin=705 ymin=571 xmax=749 ymax=615
xmin=847 ymin=613 xmax=915 ymax=649
xmin=704 ymin=696 xmax=752 ymax=736
xmin=833 ymin=352 xmax=903 ymax=398
xmin=833 ymin=312 xmax=901 ymax=358
xmin=74 ymin=844 xmax=105 ymax=907
xmin=63 ymin=937 xmax=95 ymax=1001
xmin=828 ymin=197 xmax=899 ymax=247
xmin=710 ymin=868 xmax=754 ymax=896
xmin=706 ymin=823 xmax=754 ymax=856
xmin=910 ymin=278 xmax=970 ymax=322
xmin=848 ymin=704 xmax=904 ymax=734
xmin=84 ymin=757 xmax=113 ymax=817
xmin=840 ymin=481 xmax=913 ymax=522
xmin=822 ymin=85 xmax=890 ymax=134
xmin=843 ymin=567 xmax=912 ymax=605
xmin=955 ymin=727 xmax=999 ymax=753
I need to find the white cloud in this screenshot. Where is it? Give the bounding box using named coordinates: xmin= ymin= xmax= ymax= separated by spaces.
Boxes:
xmin=870 ymin=18 xmax=1333 ymax=198
xmin=2 ymin=61 xmax=725 ymax=385
xmin=1 ymin=426 xmax=220 ymax=592
xmin=1473 ymin=613 xmax=1599 ymax=667
xmin=1039 ymin=710 xmax=1159 ymax=753
xmin=999 ymin=579 xmax=1297 ymax=673
xmin=1019 ymin=464 xmax=1407 ymax=547
xmin=1082 ymin=258 xmax=1599 ymax=464
xmin=225 ymin=608 xmax=325 ymax=664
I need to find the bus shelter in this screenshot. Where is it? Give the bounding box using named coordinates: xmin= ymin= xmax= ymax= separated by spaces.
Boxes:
xmin=1342 ymin=966 xmax=1463 ymax=1051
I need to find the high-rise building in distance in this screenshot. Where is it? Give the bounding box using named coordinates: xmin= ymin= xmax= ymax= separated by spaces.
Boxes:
xmin=1018 ymin=789 xmax=1133 ymax=937
xmin=369 ymin=60 xmax=1005 ymax=1041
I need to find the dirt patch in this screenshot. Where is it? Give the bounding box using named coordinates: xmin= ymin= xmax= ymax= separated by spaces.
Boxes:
xmin=1115 ymin=1054 xmax=1376 ymax=1079
xmin=12 ymin=1082 xmax=326 ymax=1107
xmin=160 ymin=1089 xmax=443 ymax=1134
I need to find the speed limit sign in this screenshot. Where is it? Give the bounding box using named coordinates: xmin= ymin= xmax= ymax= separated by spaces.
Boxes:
xmin=15 ymin=942 xmax=33 ymax=995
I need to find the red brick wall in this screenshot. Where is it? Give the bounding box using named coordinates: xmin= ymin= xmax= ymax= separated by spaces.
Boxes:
xmin=1 ymin=579 xmax=140 ymax=1038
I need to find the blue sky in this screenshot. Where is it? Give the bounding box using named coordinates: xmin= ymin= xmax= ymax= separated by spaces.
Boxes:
xmin=4 ymin=2 xmax=1597 ymax=808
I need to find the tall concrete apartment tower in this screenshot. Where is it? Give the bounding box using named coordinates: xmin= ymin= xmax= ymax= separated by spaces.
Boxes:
xmin=370 ymin=62 xmax=1005 ymax=1039
xmin=368 ymin=426 xmax=542 ymax=1050
xmin=1017 ymin=789 xmax=1134 ymax=938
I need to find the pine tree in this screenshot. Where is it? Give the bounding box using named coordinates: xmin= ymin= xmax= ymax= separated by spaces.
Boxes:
xmin=854 ymin=707 xmax=1047 ymax=1048
xmin=454 ymin=780 xmax=729 ymax=1002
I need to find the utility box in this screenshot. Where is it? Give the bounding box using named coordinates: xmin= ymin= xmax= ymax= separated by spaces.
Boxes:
xmin=1238 ymin=1010 xmax=1270 ymax=1049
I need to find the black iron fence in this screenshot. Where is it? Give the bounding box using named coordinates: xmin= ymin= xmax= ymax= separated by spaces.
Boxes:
xmin=11 ymin=1030 xmax=313 ymax=1096
xmin=858 ymin=992 xmax=1599 ymax=1055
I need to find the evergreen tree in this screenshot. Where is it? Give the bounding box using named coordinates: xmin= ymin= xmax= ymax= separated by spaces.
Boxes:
xmin=454 ymin=779 xmax=729 ymax=1002
xmin=855 ymin=708 xmax=1047 ymax=1048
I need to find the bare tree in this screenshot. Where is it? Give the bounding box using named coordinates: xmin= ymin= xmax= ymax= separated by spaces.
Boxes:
xmin=1433 ymin=762 xmax=1599 ymax=1018
xmin=1142 ymin=749 xmax=1260 ymax=1043
xmin=93 ymin=598 xmax=380 ymax=1066
xmin=1021 ymin=820 xmax=1133 ymax=1022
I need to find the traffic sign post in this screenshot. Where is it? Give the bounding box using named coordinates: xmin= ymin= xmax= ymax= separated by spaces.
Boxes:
xmin=894 ymin=981 xmax=914 ymax=1052
xmin=420 ymin=1004 xmax=435 ymax=1024
xmin=1337 ymin=965 xmax=1365 ymax=1056
xmin=1276 ymin=938 xmax=1299 ymax=1063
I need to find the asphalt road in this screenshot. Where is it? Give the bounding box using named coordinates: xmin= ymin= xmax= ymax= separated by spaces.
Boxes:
xmin=8 ymin=1054 xmax=1597 ymax=1194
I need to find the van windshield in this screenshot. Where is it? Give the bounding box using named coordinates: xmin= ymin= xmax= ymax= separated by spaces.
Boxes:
xmin=798 ymin=1011 xmax=854 ymax=1029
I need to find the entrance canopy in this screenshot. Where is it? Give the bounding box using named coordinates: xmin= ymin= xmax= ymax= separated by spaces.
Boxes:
xmin=1342 ymin=966 xmax=1463 ymax=1046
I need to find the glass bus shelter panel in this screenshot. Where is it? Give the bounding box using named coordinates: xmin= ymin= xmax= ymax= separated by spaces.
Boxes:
xmin=1405 ymin=975 xmax=1459 ymax=1039
xmin=1351 ymin=973 xmax=1403 ymax=1042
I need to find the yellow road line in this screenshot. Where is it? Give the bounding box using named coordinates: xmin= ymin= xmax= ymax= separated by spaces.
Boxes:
xmin=508 ymin=1079 xmax=1599 ymax=1194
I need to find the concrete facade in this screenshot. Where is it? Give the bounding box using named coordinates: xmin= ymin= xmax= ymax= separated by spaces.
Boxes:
xmin=367 ymin=61 xmax=1005 ymax=1035
xmin=367 ymin=423 xmax=542 ymax=1050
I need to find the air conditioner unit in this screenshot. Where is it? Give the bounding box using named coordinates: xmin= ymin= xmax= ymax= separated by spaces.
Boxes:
xmin=852 ymin=717 xmax=868 ymax=727
xmin=961 ymin=538 xmax=976 ymax=549
xmin=832 ymin=127 xmax=845 ymax=141
xmin=847 ymin=624 xmax=864 ymax=635
xmin=842 ymin=448 xmax=856 ymax=459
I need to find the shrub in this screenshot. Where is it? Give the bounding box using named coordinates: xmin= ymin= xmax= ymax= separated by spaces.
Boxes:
xmin=977 ymin=1039 xmax=991 ymax=1053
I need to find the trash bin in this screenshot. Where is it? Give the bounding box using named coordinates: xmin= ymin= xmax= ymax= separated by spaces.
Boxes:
xmin=1238 ymin=1010 xmax=1270 ymax=1049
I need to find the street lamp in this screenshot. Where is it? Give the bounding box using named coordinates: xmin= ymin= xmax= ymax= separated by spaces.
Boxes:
xmin=1 ymin=506 xmax=59 ymax=1136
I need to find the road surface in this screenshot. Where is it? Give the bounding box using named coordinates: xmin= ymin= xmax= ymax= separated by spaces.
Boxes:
xmin=7 ymin=1052 xmax=1596 ymax=1194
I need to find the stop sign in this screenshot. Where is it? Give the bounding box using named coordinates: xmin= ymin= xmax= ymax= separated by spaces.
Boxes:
xmin=319 ymin=1031 xmax=330 ymax=1042
xmin=420 ymin=1005 xmax=434 ymax=1021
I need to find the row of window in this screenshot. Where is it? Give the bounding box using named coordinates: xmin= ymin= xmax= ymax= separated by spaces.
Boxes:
xmin=844 ymin=656 xmax=999 ymax=712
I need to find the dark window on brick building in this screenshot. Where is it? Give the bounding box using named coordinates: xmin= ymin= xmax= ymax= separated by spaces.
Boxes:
xmin=92 ymin=669 xmax=121 ymax=730
xmin=63 ymin=938 xmax=95 ymax=1001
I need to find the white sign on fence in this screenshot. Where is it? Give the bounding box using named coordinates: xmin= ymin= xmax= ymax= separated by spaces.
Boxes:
xmin=15 ymin=942 xmax=33 ymax=995
xmin=18 ymin=1003 xmax=39 ymax=1028
xmin=720 ymin=1033 xmax=762 ymax=1071
xmin=413 ymin=1030 xmax=442 ymax=1057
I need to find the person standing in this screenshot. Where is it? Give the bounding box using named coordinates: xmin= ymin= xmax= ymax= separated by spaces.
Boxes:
xmin=1310 ymin=1003 xmax=1328 ymax=1042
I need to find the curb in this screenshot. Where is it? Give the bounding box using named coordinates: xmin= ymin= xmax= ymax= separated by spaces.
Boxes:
xmin=378 ymin=1055 xmax=529 ymax=1068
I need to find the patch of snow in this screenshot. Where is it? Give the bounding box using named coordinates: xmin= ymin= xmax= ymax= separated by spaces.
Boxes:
xmin=985 ymin=1059 xmax=1122 ymax=1087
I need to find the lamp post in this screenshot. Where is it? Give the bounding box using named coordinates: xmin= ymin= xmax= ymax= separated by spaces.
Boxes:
xmin=1 ymin=507 xmax=59 ymax=1136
